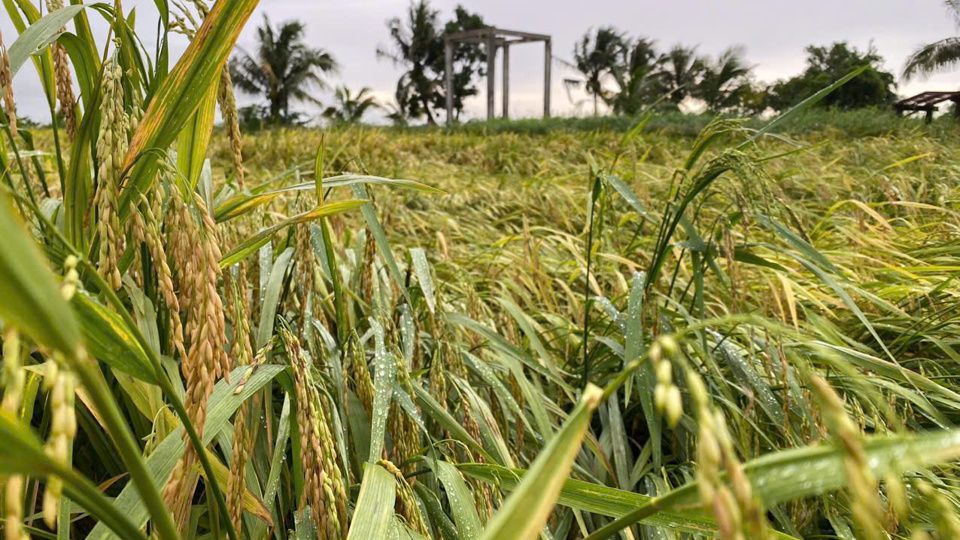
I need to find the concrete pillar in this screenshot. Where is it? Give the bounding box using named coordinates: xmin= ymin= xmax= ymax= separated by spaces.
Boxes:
xmin=487 ymin=33 xmax=496 ymax=120
xmin=444 ymin=39 xmax=453 ymax=124
xmin=543 ymin=38 xmax=551 ymax=118
xmin=502 ymin=44 xmax=510 ymax=119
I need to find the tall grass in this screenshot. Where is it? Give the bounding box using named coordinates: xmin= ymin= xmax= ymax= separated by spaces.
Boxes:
xmin=1 ymin=2 xmax=960 ymax=539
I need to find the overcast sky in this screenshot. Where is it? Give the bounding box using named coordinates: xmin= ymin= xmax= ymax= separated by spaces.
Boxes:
xmin=4 ymin=0 xmax=960 ymax=122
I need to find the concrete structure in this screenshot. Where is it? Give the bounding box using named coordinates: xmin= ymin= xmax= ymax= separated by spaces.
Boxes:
xmin=444 ymin=27 xmax=551 ymax=123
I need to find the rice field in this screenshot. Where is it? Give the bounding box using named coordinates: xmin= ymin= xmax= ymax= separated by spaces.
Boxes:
xmin=3 ymin=2 xmax=960 ymax=540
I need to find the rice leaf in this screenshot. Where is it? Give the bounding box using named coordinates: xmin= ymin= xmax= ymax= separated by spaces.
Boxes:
xmin=346 ymin=464 xmax=396 ymax=540
xmin=479 ymin=384 xmax=603 ymax=540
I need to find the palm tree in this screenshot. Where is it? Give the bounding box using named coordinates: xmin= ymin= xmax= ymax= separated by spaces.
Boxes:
xmin=230 ymin=15 xmax=338 ymax=124
xmin=573 ymin=27 xmax=627 ymax=115
xmin=607 ymin=37 xmax=664 ymax=114
xmin=376 ymin=1 xmax=443 ymax=124
xmin=903 ymin=1 xmax=960 ymax=80
xmin=658 ymin=45 xmax=706 ymax=105
xmin=377 ymin=2 xmax=487 ymax=124
xmin=696 ymin=46 xmax=753 ymax=113
xmin=322 ymin=86 xmax=380 ymax=125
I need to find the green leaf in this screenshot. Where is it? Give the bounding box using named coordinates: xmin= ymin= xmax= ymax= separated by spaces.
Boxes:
xmin=479 ymin=384 xmax=603 ymax=540
xmin=461 ymin=463 xmax=730 ymax=537
xmin=409 ymin=247 xmax=436 ymax=314
xmin=87 ymin=364 xmax=287 ymax=540
xmin=368 ymin=318 xmax=395 ymax=463
xmin=430 ymin=460 xmax=482 ymax=540
xmin=176 ymin=81 xmax=219 ymax=188
xmin=0 ymin=411 xmax=148 ymax=540
xmin=351 ymin=183 xmax=410 ymax=303
xmin=346 ymin=464 xmax=396 ymax=540
xmin=214 ymin=174 xmax=440 ymax=222
xmin=739 ymin=67 xmax=867 ymax=147
xmin=587 ymin=428 xmax=960 ymax=540
xmin=255 ymin=247 xmax=294 ymax=350
xmin=410 ymin=383 xmax=491 ymax=462
xmin=602 ymin=175 xmax=657 ymax=223
xmin=7 ymin=4 xmax=94 ymax=76
xmin=757 ymin=214 xmax=839 ymax=274
xmin=118 ymin=0 xmax=259 ymax=220
xmin=220 ymin=200 xmax=365 ymax=268
xmin=0 ymin=192 xmax=80 ymax=356
xmin=71 ymin=291 xmax=156 ymax=383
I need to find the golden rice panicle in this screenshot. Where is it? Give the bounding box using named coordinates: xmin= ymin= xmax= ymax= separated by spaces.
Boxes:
xmin=2 ymin=330 xmax=26 ymax=540
xmin=348 ymin=332 xmax=374 ymax=416
xmin=135 ymin=187 xmax=185 ymax=359
xmin=225 ymin=269 xmax=253 ymax=532
xmin=4 ymin=475 xmax=27 ymax=540
xmin=917 ymin=482 xmax=960 ymax=538
xmin=391 ymin=358 xmax=421 ymax=472
xmin=162 ymin=184 xmax=228 ymax=523
xmin=651 ymin=336 xmax=683 ymax=428
xmin=0 ymin=31 xmax=15 ymax=138
xmin=42 ymin=358 xmax=77 ymax=528
xmin=286 ymin=328 xmax=329 ymax=536
xmin=810 ymin=375 xmax=883 ymax=540
xmin=218 ymin=66 xmax=245 ymax=189
xmin=687 ymin=369 xmax=763 ymax=540
xmin=45 ymin=0 xmax=77 ymax=140
xmin=192 ymin=191 xmax=231 ymax=382
xmin=94 ymin=58 xmax=129 ymax=291
xmin=226 ymin=395 xmax=249 ymax=533
xmin=2 ymin=327 xmax=23 ymax=414
xmin=379 ymin=459 xmax=429 ymax=535
xmin=295 ymin=224 xmax=316 ymax=333
xmin=284 ymin=329 xmax=347 ymax=539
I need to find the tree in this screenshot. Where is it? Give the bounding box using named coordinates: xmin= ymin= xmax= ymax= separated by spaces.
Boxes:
xmin=437 ymin=7 xmax=488 ymax=118
xmin=322 ymin=86 xmax=380 ymax=125
xmin=606 ymin=37 xmax=666 ymax=114
xmin=768 ymin=42 xmax=896 ymax=111
xmin=903 ymin=1 xmax=960 ymax=80
xmin=377 ymin=1 xmax=486 ymax=124
xmin=230 ymin=15 xmax=338 ymax=124
xmin=696 ymin=46 xmax=753 ymax=113
xmin=573 ymin=27 xmax=627 ymax=115
xmin=656 ymin=45 xmax=706 ymax=106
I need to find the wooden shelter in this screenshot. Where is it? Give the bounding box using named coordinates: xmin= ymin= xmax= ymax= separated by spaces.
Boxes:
xmin=444 ymin=27 xmax=552 ymax=123
xmin=894 ymin=91 xmax=960 ymax=122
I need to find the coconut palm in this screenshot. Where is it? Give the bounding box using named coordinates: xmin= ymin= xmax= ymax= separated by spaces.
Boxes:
xmin=377 ymin=1 xmax=486 ymax=124
xmin=606 ymin=37 xmax=664 ymax=115
xmin=696 ymin=46 xmax=753 ymax=113
xmin=657 ymin=45 xmax=706 ymax=105
xmin=573 ymin=27 xmax=627 ymax=115
xmin=903 ymin=1 xmax=960 ymax=80
xmin=230 ymin=15 xmax=338 ymax=124
xmin=322 ymin=86 xmax=381 ymax=125
xmin=377 ymin=1 xmax=443 ymax=124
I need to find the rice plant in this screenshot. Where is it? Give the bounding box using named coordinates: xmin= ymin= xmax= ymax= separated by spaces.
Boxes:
xmin=1 ymin=2 xmax=960 ymax=539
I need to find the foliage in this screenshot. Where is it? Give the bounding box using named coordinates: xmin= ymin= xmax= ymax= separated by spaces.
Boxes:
xmin=606 ymin=37 xmax=664 ymax=115
xmin=569 ymin=29 xmax=755 ymax=115
xmin=376 ymin=1 xmax=486 ymax=124
xmin=572 ymin=27 xmax=627 ymax=115
xmin=903 ymin=1 xmax=960 ymax=80
xmin=696 ymin=46 xmax=754 ymax=113
xmin=655 ymin=44 xmax=707 ymax=106
xmin=767 ymin=42 xmax=897 ymax=111
xmin=322 ymin=86 xmax=380 ymax=125
xmin=230 ymin=14 xmax=338 ymax=125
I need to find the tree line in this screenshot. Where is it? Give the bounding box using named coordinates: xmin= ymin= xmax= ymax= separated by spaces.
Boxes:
xmin=228 ymin=1 xmax=960 ymax=127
